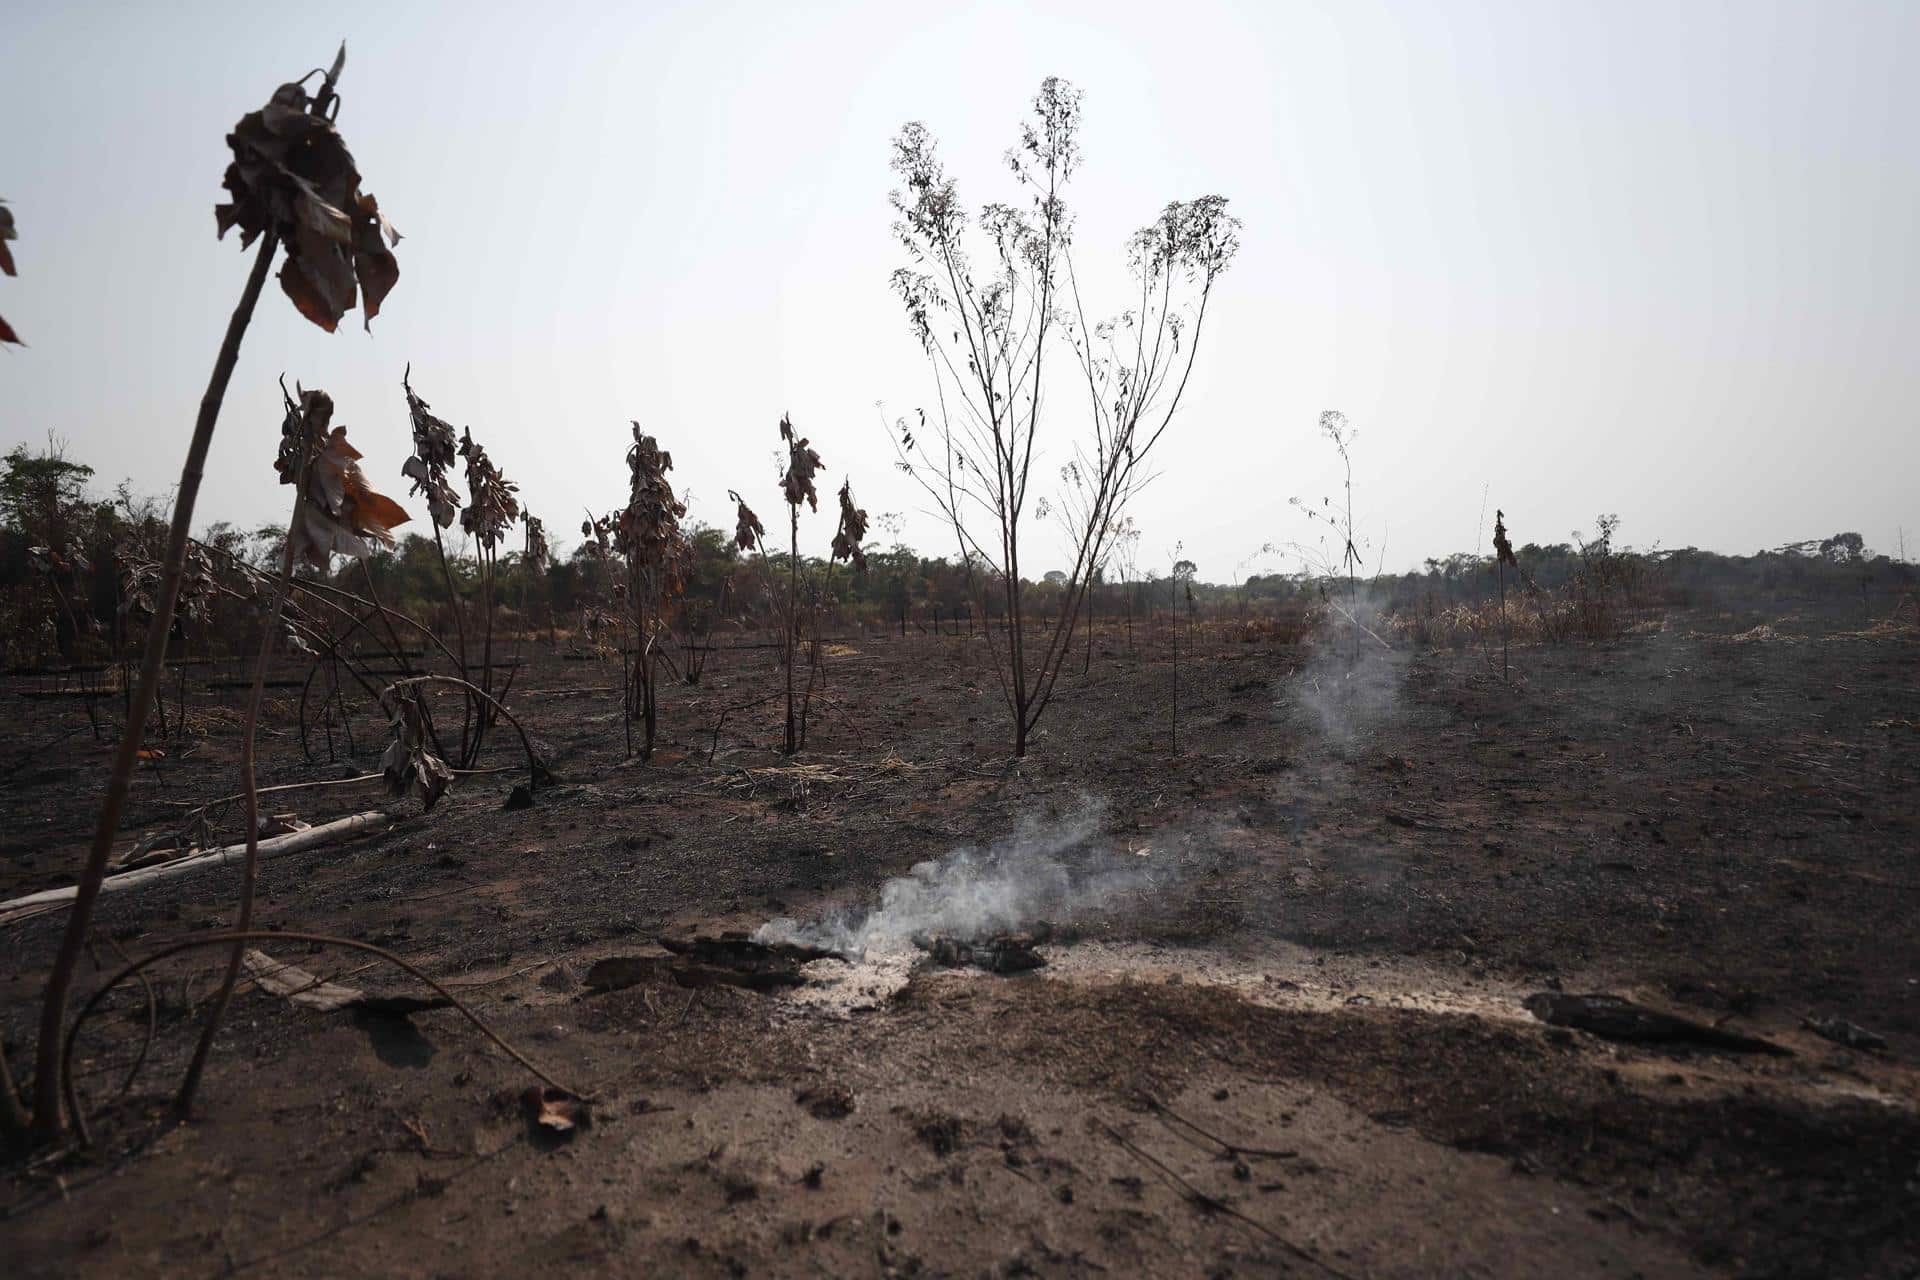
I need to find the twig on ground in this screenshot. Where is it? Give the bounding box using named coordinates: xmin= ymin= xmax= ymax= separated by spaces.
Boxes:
xmin=1098 ymin=1120 xmax=1351 ymax=1280
xmin=62 ymin=929 xmax=583 ymax=1146
xmin=1145 ymin=1097 xmax=1299 ymax=1161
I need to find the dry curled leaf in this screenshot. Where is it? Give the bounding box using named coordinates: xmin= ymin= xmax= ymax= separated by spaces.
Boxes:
xmin=618 ymin=424 xmax=688 ymax=587
xmin=401 ymin=369 xmax=462 ymax=529
xmin=216 ymin=62 xmax=401 ymax=332
xmin=0 ymin=199 xmax=16 ymax=278
xmin=581 ymin=511 xmax=614 ymax=562
xmin=523 ymin=512 xmax=549 ymax=568
xmin=121 ymin=541 xmax=219 ymax=625
xmin=729 ymin=491 xmax=765 ymax=552
xmin=779 ymin=414 xmax=823 ymax=511
xmin=522 ymin=1085 xmax=588 ymax=1135
xmin=831 ymin=479 xmax=868 ymax=569
xmin=278 ymin=388 xmax=411 ymax=567
xmin=1493 ymin=509 xmax=1517 ymax=569
xmin=0 ymin=198 xmax=19 ymax=346
xmin=458 ymin=428 xmax=519 ymax=552
xmin=380 ymin=683 xmax=453 ymax=810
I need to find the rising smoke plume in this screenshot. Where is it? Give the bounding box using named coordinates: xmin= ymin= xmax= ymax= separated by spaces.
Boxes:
xmin=1289 ymin=586 xmax=1403 ymax=754
xmin=755 ymin=800 xmax=1164 ymax=956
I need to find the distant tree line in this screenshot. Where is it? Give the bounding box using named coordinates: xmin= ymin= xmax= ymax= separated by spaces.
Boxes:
xmin=1 ymin=441 xmax=1911 ymax=670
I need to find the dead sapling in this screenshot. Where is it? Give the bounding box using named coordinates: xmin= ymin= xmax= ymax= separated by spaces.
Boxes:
xmin=701 ymin=492 xmax=778 ymax=759
xmin=24 ymin=44 xmax=401 ymax=1149
xmin=522 ymin=512 xmax=555 ymax=648
xmin=889 ymin=77 xmax=1240 ymax=757
xmin=804 ymin=477 xmax=869 ymax=741
xmin=179 ymin=382 xmax=410 ymax=1119
xmin=1169 ymin=547 xmax=1194 ymax=753
xmin=1493 ymin=508 xmax=1517 ymax=681
xmin=457 ymin=426 xmax=521 ymax=762
xmin=400 ymin=366 xmax=475 ymax=751
xmin=1286 ymin=409 xmax=1393 ymax=692
xmin=616 ymin=425 xmax=689 ymax=760
xmin=777 ymin=415 xmax=823 ymax=754
xmin=379 ymin=682 xmax=454 ymax=810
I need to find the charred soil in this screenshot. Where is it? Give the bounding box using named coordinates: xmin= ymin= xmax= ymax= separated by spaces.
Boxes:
xmin=3 ymin=603 xmax=1917 ymax=1277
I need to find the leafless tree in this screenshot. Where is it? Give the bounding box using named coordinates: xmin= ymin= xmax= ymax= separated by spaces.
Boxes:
xmin=889 ymin=77 xmax=1239 ymax=756
xmin=20 ymin=47 xmax=400 ymax=1148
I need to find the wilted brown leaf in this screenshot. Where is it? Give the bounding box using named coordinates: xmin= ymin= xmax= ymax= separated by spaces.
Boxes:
xmin=279 ymin=387 xmax=412 ymax=567
xmin=1 ymin=199 xmax=19 ymax=345
xmin=523 ymin=512 xmax=549 ymax=568
xmin=522 ymin=1085 xmax=588 ymax=1135
xmin=1493 ymin=509 xmax=1517 ymax=569
xmin=216 ymin=68 xmax=401 ymax=332
xmin=831 ymin=479 xmax=868 ymax=569
xmin=380 ymin=683 xmax=453 ymax=810
xmin=458 ymin=428 xmax=519 ymax=552
xmin=0 ymin=199 xmax=16 ymax=278
xmin=729 ymin=491 xmax=765 ymax=552
xmin=618 ymin=424 xmax=688 ymax=587
xmin=401 ymin=369 xmax=463 ymax=528
xmin=779 ymin=415 xmax=823 ymax=511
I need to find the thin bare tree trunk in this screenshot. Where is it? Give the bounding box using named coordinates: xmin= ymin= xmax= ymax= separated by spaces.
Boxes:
xmin=176 ymin=483 xmax=303 ymax=1115
xmin=361 ymin=558 xmax=413 ymax=678
xmin=478 ymin=547 xmax=496 ymax=744
xmin=430 ymin=523 xmax=473 ymax=761
xmin=1499 ymin=559 xmax=1509 ymax=681
xmin=784 ymin=510 xmax=799 ymax=754
xmin=28 ymin=230 xmax=278 ymax=1144
xmin=1170 ymin=577 xmax=1180 ymax=754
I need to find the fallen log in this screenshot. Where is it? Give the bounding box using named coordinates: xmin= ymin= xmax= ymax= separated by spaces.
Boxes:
xmin=0 ymin=810 xmax=391 ymax=928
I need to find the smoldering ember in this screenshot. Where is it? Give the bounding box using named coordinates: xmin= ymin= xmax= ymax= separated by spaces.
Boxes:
xmin=3 ymin=10 xmax=1919 ymax=1279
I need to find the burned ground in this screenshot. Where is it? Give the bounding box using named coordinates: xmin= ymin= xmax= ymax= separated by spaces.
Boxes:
xmin=2 ymin=602 xmax=1917 ymax=1277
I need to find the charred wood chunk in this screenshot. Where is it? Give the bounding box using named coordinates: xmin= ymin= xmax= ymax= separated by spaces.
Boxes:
xmin=914 ymin=931 xmax=1049 ymax=974
xmin=1524 ymin=992 xmax=1791 ymax=1056
xmin=659 ymin=931 xmax=845 ymax=968
xmin=583 ymin=955 xmax=675 ymax=992
xmin=1801 ymin=1015 xmax=1888 ymax=1052
xmin=576 ymin=933 xmax=847 ymax=996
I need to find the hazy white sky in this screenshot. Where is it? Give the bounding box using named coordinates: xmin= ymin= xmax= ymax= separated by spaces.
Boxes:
xmin=3 ymin=0 xmax=1915 ymax=577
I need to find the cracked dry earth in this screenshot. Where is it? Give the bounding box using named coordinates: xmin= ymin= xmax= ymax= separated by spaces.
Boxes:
xmin=3 ymin=601 xmax=1918 ymax=1277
